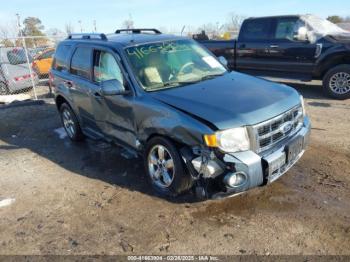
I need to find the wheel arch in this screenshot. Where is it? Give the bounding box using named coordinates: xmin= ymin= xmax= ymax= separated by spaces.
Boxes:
xmin=55 ymin=95 xmax=83 ymax=125
xmin=145 ymin=133 xmax=187 ymax=151
xmin=317 ymin=53 xmax=350 ymax=79
xmin=55 ymin=95 xmax=68 ymax=110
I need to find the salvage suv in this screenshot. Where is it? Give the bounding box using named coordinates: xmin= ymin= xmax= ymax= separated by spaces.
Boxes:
xmin=51 ymin=29 xmax=311 ymax=199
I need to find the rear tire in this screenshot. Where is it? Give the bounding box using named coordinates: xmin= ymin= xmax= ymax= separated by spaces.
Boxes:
xmin=59 ymin=103 xmax=84 ymax=141
xmin=0 ymin=81 xmax=9 ymax=95
xmin=144 ymin=137 xmax=193 ymax=197
xmin=32 ymin=65 xmax=41 ymax=79
xmin=323 ymin=65 xmax=350 ymax=100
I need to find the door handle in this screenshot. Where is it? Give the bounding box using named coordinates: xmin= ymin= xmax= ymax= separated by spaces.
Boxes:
xmin=270 ymin=45 xmax=279 ymax=48
xmin=65 ymin=80 xmax=74 ymax=88
xmin=93 ymin=91 xmax=103 ymax=98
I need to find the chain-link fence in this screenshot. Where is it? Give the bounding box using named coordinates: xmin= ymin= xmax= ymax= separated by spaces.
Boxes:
xmin=0 ymin=35 xmax=65 ymax=102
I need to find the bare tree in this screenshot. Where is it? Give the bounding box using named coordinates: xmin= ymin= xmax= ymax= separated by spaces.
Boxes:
xmin=0 ymin=26 xmax=9 ymax=39
xmin=122 ymin=14 xmax=134 ymax=29
xmin=198 ymin=22 xmax=224 ymax=39
xmin=226 ymin=13 xmax=245 ymax=31
xmin=0 ymin=21 xmax=17 ymax=47
xmin=46 ymin=28 xmax=65 ymax=36
xmin=158 ymin=26 xmax=169 ymax=34
xmin=65 ymin=23 xmax=74 ymax=35
xmin=0 ymin=21 xmax=18 ymax=39
xmin=0 ymin=26 xmax=15 ymax=47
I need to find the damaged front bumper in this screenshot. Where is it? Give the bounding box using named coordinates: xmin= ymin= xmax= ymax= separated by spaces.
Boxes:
xmin=189 ymin=116 xmax=311 ymax=199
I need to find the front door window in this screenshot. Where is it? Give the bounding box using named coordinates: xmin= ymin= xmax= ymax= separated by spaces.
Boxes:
xmin=93 ymin=51 xmax=123 ymax=84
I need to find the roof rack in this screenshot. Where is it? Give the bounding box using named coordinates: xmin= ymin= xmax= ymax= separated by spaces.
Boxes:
xmin=67 ymin=33 xmax=108 ymax=40
xmin=115 ymin=28 xmax=161 ymax=34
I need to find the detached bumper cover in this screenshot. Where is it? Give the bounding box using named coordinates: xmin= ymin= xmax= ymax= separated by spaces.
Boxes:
xmin=213 ymin=116 xmax=311 ymax=199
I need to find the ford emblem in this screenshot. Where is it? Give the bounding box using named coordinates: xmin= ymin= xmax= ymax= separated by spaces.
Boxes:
xmin=279 ymin=121 xmax=293 ymax=134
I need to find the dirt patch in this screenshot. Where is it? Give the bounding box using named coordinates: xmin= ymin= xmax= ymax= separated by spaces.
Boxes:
xmin=0 ymin=82 xmax=349 ymax=255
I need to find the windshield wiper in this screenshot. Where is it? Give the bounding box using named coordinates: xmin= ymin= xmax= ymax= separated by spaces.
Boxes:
xmin=168 ymin=73 xmax=227 ymax=86
xmin=145 ymin=73 xmax=227 ymax=91
xmin=200 ymin=72 xmax=226 ymax=81
xmin=145 ymin=81 xmax=182 ymax=91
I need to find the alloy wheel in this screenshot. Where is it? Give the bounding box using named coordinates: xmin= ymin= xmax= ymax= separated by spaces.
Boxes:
xmin=62 ymin=109 xmax=75 ymax=138
xmin=148 ymin=145 xmax=175 ymax=188
xmin=329 ymin=72 xmax=350 ymax=95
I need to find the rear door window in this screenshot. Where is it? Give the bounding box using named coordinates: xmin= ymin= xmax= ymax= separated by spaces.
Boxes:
xmin=70 ymin=47 xmax=92 ymax=79
xmin=52 ymin=44 xmax=72 ymax=72
xmin=240 ymin=19 xmax=272 ymax=41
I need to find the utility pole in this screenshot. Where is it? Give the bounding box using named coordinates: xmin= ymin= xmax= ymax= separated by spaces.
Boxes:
xmin=16 ymin=13 xmax=37 ymax=100
xmin=78 ymin=20 xmax=83 ymax=33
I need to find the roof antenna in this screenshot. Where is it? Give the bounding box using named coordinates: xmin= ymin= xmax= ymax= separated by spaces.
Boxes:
xmin=93 ymin=20 xmax=97 ymax=33
xmin=129 ymin=13 xmax=135 ymax=43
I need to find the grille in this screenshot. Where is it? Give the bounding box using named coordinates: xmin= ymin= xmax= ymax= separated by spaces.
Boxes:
xmin=252 ymin=106 xmax=303 ymax=153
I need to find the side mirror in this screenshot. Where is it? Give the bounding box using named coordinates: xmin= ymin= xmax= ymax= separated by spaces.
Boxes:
xmin=218 ymin=56 xmax=228 ymax=67
xmin=294 ymin=27 xmax=308 ymax=42
xmin=101 ymin=79 xmax=129 ymax=96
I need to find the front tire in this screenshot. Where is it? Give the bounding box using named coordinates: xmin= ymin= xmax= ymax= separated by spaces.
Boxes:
xmin=144 ymin=137 xmax=193 ymax=197
xmin=323 ymin=65 xmax=350 ymax=100
xmin=59 ymin=103 xmax=84 ymax=141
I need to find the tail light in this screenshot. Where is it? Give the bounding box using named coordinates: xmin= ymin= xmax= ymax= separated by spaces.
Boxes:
xmin=49 ymin=71 xmax=54 ymax=86
xmin=14 ymin=73 xmax=37 ymax=82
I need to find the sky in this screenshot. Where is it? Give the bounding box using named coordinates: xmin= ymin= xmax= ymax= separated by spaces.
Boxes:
xmin=1 ymin=0 xmax=350 ymax=35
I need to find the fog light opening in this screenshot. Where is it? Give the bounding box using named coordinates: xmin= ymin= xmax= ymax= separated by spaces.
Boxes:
xmin=224 ymin=172 xmax=247 ymax=188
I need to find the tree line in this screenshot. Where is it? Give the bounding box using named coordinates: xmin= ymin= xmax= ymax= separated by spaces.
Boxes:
xmin=327 ymin=15 xmax=350 ymax=24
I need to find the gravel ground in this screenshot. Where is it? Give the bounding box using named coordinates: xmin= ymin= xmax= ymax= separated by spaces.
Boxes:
xmin=0 ymin=81 xmax=349 ymax=255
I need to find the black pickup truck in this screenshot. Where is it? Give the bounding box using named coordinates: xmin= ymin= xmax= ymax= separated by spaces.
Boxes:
xmin=197 ymin=15 xmax=350 ymax=99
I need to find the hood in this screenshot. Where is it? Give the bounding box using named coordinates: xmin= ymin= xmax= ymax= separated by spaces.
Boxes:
xmin=150 ymin=72 xmax=300 ymax=130
xmin=326 ymin=33 xmax=350 ymax=44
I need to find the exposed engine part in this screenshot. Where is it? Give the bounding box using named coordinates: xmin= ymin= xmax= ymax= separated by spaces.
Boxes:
xmin=180 ymin=147 xmax=201 ymax=179
xmin=192 ymin=157 xmax=224 ymax=178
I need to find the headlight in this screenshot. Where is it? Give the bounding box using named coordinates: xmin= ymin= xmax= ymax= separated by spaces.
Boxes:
xmin=204 ymin=127 xmax=250 ymax=153
xmin=300 ymin=95 xmax=306 ymax=116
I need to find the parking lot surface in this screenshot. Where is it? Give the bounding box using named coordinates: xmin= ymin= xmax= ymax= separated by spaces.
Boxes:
xmin=0 ymin=81 xmax=349 ymax=255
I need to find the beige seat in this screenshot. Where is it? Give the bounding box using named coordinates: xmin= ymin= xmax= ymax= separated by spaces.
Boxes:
xmin=143 ymin=67 xmax=163 ymax=86
xmin=139 ymin=52 xmax=171 ymax=87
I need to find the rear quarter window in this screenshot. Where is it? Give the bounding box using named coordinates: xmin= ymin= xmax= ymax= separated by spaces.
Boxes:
xmin=52 ymin=44 xmax=72 ymax=72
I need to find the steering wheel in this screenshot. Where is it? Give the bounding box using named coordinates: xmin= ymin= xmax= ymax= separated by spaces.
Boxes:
xmin=178 ymin=62 xmax=195 ymax=75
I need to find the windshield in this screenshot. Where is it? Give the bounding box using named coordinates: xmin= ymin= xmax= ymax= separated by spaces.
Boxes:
xmin=302 ymin=15 xmax=347 ymax=35
xmin=125 ymin=39 xmax=227 ymax=91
